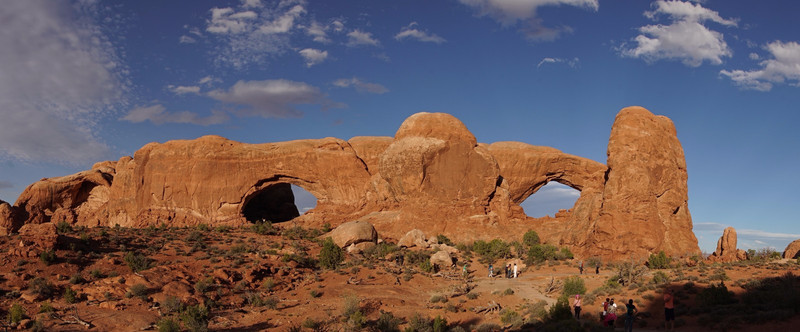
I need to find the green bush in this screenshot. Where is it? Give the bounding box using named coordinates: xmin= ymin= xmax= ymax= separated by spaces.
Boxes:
xmin=525 ymin=244 xmax=558 ymax=265
xmin=30 ymin=277 xmax=55 ymax=299
xmin=547 ymin=296 xmax=573 ymax=322
xmin=124 ymin=251 xmax=152 ymax=272
xmin=129 ymin=283 xmax=148 ymax=300
xmin=8 ymin=303 xmax=25 ymax=324
xmin=647 ymin=251 xmax=671 ymax=269
xmin=39 ymin=249 xmax=57 ymax=265
xmin=157 ymin=318 xmax=181 ymax=332
xmin=180 ymin=304 xmax=210 ymax=332
xmin=556 ymin=247 xmax=574 ymax=260
xmin=523 ymin=230 xmax=541 ymax=248
xmin=436 ymin=234 xmax=454 ymax=246
xmin=432 ymin=315 xmax=448 ymax=332
xmin=318 ymin=237 xmax=344 ymax=270
xmin=375 ymin=311 xmax=401 ymax=332
xmin=341 ymin=295 xmax=361 ymax=318
xmin=561 ymin=276 xmax=586 ymax=299
xmin=56 ymin=221 xmax=73 ymax=234
xmin=251 ymin=219 xmax=277 ymax=235
xmin=697 ymin=282 xmax=736 ymax=306
xmin=500 ymin=309 xmax=523 ymax=327
xmin=473 ymin=239 xmax=511 ymax=263
xmin=407 ymin=313 xmax=432 ymax=332
xmin=651 ymin=271 xmax=670 ymax=284
xmin=64 ymin=287 xmax=79 ymax=303
xmin=161 ymin=296 xmax=183 ymax=314
xmin=38 ymin=302 xmax=54 ymax=313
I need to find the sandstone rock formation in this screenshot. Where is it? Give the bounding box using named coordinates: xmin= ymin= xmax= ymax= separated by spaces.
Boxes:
xmin=0 ymin=200 xmax=17 ymax=236
xmin=3 ymin=107 xmax=701 ymax=260
xmin=708 ymin=227 xmax=745 ymax=262
xmin=783 ymin=239 xmax=800 ymax=259
xmin=430 ymin=250 xmax=454 ymax=268
xmin=326 ymin=220 xmax=378 ymax=248
xmin=398 ymin=229 xmax=429 ymax=248
xmin=14 ymin=222 xmax=59 ymax=257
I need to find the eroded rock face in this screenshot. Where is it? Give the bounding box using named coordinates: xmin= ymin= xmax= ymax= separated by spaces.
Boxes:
xmin=783 ymin=239 xmax=800 ymax=259
xmin=0 ymin=200 xmax=17 ymax=236
xmin=708 ymin=227 xmax=741 ymax=262
xmin=6 ymin=108 xmax=701 ymax=260
xmin=18 ymin=222 xmax=58 ymax=251
xmin=594 ymin=107 xmax=699 ymax=258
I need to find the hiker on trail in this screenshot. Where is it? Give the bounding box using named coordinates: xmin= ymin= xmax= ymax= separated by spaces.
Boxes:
xmin=573 ymin=294 xmax=582 ymax=320
xmin=625 ymin=299 xmax=638 ymax=332
xmin=601 ymin=297 xmax=609 ymax=321
xmin=504 ymin=264 xmax=509 ymax=278
xmin=579 ymin=261 xmax=584 ymax=274
xmin=462 ymin=263 xmax=468 ymax=278
xmin=513 ymin=263 xmax=518 ymax=278
xmin=604 ymin=298 xmax=617 ymax=327
xmin=664 ymin=289 xmax=675 ymax=331
xmin=596 ymin=263 xmax=600 ymax=274
xmin=488 ymin=263 xmax=493 ymax=277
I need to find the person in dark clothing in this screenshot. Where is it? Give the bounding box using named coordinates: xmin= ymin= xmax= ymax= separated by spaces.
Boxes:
xmin=625 ymin=299 xmax=638 ymax=332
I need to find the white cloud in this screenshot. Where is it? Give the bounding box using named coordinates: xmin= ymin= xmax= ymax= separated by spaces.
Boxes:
xmin=458 ymin=0 xmax=598 ymax=41
xmin=333 ymin=78 xmax=388 ymax=94
xmin=167 ymin=85 xmax=202 ymax=95
xmin=198 ymin=76 xmax=219 ymax=86
xmin=347 ymin=29 xmax=379 ymax=47
xmin=0 ymin=0 xmax=127 ymax=164
xmin=0 ymin=181 xmax=13 ymax=189
xmin=179 ymin=35 xmax=197 ymax=44
xmin=208 ymin=80 xmax=342 ymax=118
xmin=306 ymin=21 xmax=330 ymax=43
xmin=395 ymin=22 xmax=446 ymax=44
xmin=242 ymin=0 xmax=263 ymax=8
xmin=720 ymin=41 xmax=800 ymax=91
xmin=122 ymin=105 xmax=228 ymax=126
xmin=202 ymin=0 xmax=308 ymax=68
xmin=298 ymin=48 xmax=328 ymax=67
xmin=620 ymin=1 xmax=736 ymax=67
xmin=749 ymin=52 xmax=760 ymax=60
xmin=537 ymin=57 xmax=580 ymax=68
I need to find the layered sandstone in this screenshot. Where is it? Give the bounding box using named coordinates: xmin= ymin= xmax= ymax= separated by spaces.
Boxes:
xmin=708 ymin=227 xmax=746 ymax=262
xmin=0 ymin=200 xmax=16 ymax=236
xmin=4 ymin=108 xmax=702 ymax=260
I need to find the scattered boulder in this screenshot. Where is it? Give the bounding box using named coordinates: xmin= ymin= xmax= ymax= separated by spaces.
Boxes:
xmin=17 ymin=222 xmax=58 ymax=250
xmin=783 ymin=239 xmax=800 ymax=259
xmin=398 ymin=229 xmax=429 ymax=248
xmin=326 ymin=220 xmax=378 ymax=248
xmin=708 ymin=227 xmax=741 ymax=262
xmin=430 ymin=250 xmax=453 ymax=268
xmin=347 ymin=241 xmax=376 ymax=254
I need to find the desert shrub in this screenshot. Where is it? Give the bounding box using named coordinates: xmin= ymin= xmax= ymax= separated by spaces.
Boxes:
xmin=214 ymin=225 xmax=232 ymax=233
xmin=180 ymin=304 xmax=210 ymax=332
xmin=318 ymin=237 xmax=344 ymax=270
xmin=500 ymin=309 xmax=523 ymax=327
xmin=556 ymin=247 xmax=574 ymax=260
xmin=56 ymin=221 xmax=73 ymax=234
xmin=64 ymin=287 xmax=79 ymax=303
xmin=522 ymin=230 xmax=540 ymax=248
xmin=647 ymin=251 xmax=671 ymax=269
xmin=124 ymin=251 xmax=152 ymax=272
xmin=31 ymin=319 xmax=45 ymax=332
xmin=614 ymin=260 xmax=649 ymax=285
xmin=696 ymin=282 xmax=736 ymax=306
xmin=587 ymin=256 xmax=602 ymax=268
xmin=301 ymin=318 xmax=322 ymax=330
xmin=405 ymin=250 xmax=432 ymax=265
xmin=129 ymin=283 xmax=148 ymax=300
xmin=283 ymin=226 xmax=320 ymax=240
xmin=262 ymin=278 xmax=275 ymax=291
xmin=375 ymin=311 xmax=401 ymax=332
xmin=38 ymin=302 xmax=54 ymax=313
xmin=467 ymin=292 xmax=479 ymax=300
xmin=709 ymin=269 xmax=730 ymax=282
xmin=524 ymin=300 xmax=549 ymax=322
xmin=473 ymin=239 xmax=511 ymax=263
xmin=8 ymin=303 xmax=25 ymax=324
xmin=29 ymin=277 xmax=55 ymax=299
xmin=364 ymin=242 xmax=399 ymax=260
xmin=503 ymin=288 xmax=515 ymax=296
xmin=309 ymin=290 xmax=321 ymax=298
xmin=430 ymin=294 xmax=448 ymax=303
xmin=651 ymin=271 xmax=670 ymax=284
xmin=194 ymin=277 xmax=214 ymax=294
xmin=547 ymin=296 xmax=573 ymax=322
xmin=251 ymin=219 xmax=277 ymax=235
xmin=525 ymin=244 xmax=557 ymax=265
xmin=561 ymin=276 xmax=586 ymax=299
xmin=432 ymin=315 xmax=448 ymax=332
xmin=436 ymin=234 xmax=454 ymax=246
xmin=407 ymin=313 xmax=432 ymax=332
xmin=69 ymin=274 xmax=85 ymax=285
xmin=161 ymin=296 xmax=183 ymax=314
xmin=228 ymin=243 xmax=250 ymax=255
xmin=474 ymin=323 xmax=501 ymax=332
xmin=341 ymin=295 xmax=361 ymax=318
xmin=157 ymin=318 xmax=181 ymax=332
xmin=419 ymin=260 xmax=434 ymax=273
xmin=39 ymin=249 xmax=57 ymax=265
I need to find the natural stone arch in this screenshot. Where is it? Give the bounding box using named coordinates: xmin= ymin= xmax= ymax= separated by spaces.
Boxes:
xmin=240 ymin=177 xmax=320 ymax=223
xmin=519 ymin=179 xmax=582 ymax=217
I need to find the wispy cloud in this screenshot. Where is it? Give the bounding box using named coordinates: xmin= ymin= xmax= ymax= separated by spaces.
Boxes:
xmin=298 ymin=48 xmax=328 ymax=67
xmin=167 ymin=85 xmax=202 ymax=95
xmin=347 ymin=29 xmax=379 ymax=47
xmin=179 ymin=35 xmax=197 ymax=44
xmin=208 ymin=79 xmax=342 ymax=118
xmin=720 ymin=41 xmax=800 ymax=91
xmin=122 ymin=105 xmax=228 ymax=126
xmin=395 ymin=22 xmax=445 ymax=44
xmin=537 ymin=57 xmax=580 ymax=68
xmin=0 ymin=0 xmax=128 ymax=164
xmin=619 ymin=0 xmax=736 ymax=67
xmin=458 ymin=0 xmax=599 ymax=41
xmin=0 ymin=181 xmax=12 ymax=190
xmin=333 ymin=78 xmax=388 ymax=94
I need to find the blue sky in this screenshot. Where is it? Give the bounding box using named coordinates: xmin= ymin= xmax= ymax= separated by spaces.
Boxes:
xmin=1 ymin=0 xmax=799 ymax=253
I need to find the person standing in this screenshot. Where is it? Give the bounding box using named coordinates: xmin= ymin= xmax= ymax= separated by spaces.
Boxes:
xmin=504 ymin=264 xmax=509 ymax=278
xmin=664 ymin=289 xmax=675 ymax=331
xmin=601 ymin=297 xmax=609 ymax=321
xmin=625 ymin=299 xmax=638 ymax=332
xmin=579 ymin=261 xmax=584 ymax=274
xmin=488 ymin=263 xmax=493 ymax=277
xmin=596 ymin=263 xmax=600 ymax=274
xmin=513 ymin=263 xmax=518 ymax=278
xmin=573 ymin=294 xmax=582 ymax=320
xmin=604 ymin=298 xmax=617 ymax=327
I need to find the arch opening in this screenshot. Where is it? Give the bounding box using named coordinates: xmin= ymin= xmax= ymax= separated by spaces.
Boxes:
xmin=520 ymin=181 xmax=581 ymax=218
xmin=242 ymin=183 xmax=317 ymax=223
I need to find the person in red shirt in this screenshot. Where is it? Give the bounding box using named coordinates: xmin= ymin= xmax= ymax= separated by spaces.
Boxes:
xmin=664 ymin=289 xmax=675 ymax=330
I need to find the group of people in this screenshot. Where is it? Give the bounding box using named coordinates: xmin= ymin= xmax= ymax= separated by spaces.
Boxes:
xmin=572 ymin=289 xmax=675 ymax=331
xmin=487 ymin=263 xmax=518 ymax=278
